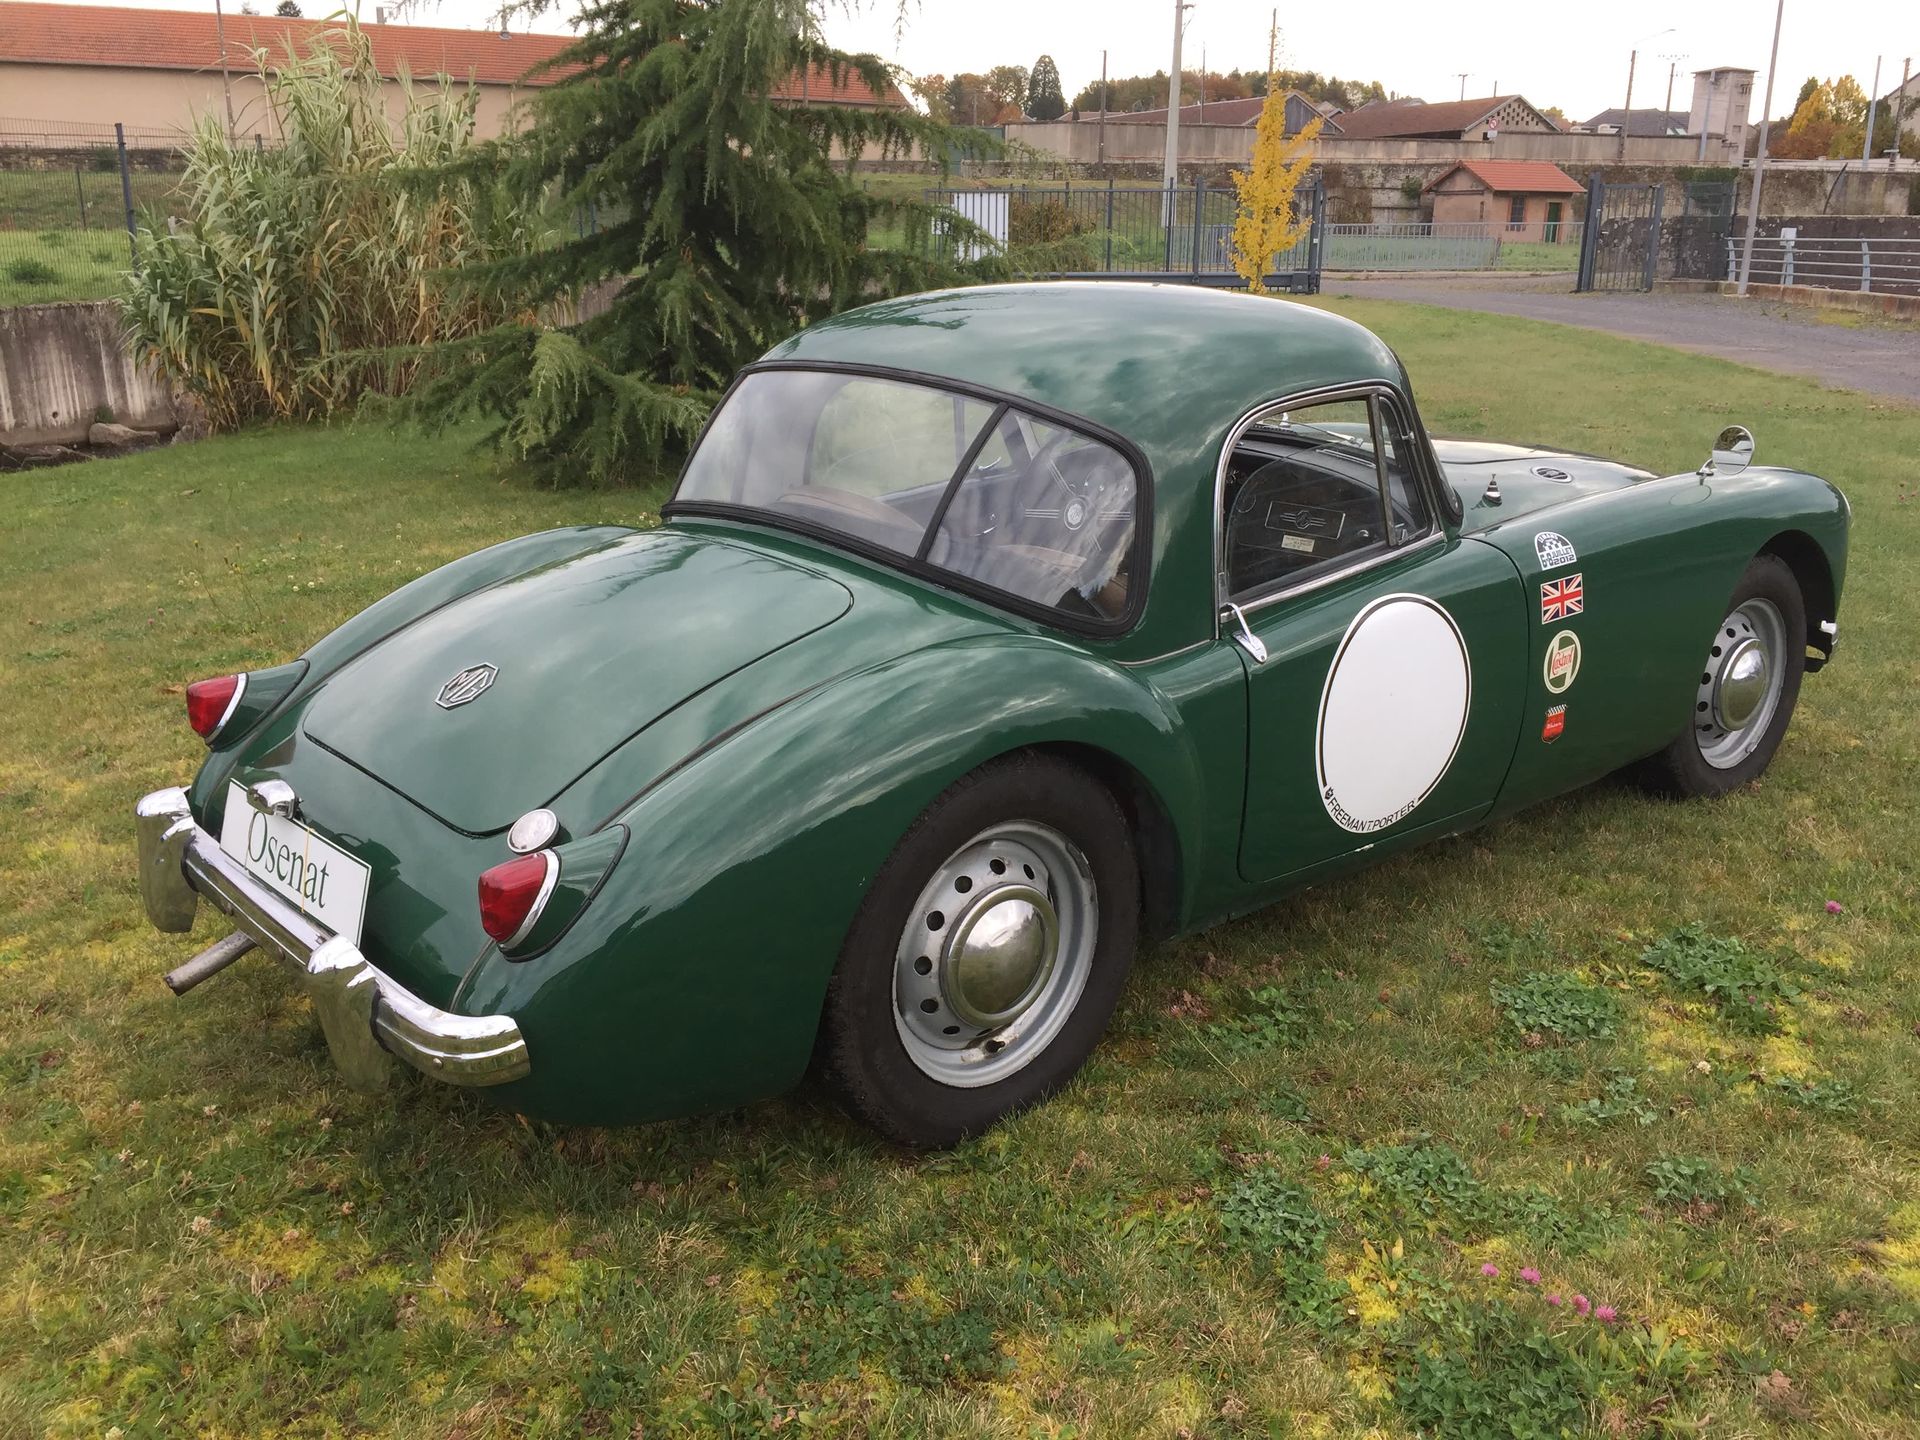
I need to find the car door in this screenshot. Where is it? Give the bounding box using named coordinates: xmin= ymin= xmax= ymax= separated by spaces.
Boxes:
xmin=1218 ymin=386 xmax=1528 ymax=885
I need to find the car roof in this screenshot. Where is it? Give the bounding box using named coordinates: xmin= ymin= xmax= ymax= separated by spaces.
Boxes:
xmin=761 ymin=282 xmax=1406 ymax=466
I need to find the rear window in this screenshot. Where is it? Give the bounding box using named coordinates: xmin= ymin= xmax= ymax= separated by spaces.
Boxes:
xmin=674 ymin=369 xmax=1141 ymax=625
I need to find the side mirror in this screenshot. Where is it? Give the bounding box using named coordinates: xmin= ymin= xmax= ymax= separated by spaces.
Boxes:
xmin=1699 ymin=425 xmax=1754 ymax=480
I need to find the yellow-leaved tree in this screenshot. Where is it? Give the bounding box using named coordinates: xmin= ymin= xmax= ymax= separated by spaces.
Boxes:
xmin=1230 ymin=67 xmax=1322 ymax=293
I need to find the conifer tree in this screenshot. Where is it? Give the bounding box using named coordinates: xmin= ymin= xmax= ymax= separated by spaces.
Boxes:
xmin=1027 ymin=55 xmax=1066 ymax=121
xmin=402 ymin=0 xmax=997 ymax=483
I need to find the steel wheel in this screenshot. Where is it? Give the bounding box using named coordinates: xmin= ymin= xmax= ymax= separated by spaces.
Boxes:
xmin=1693 ymin=597 xmax=1789 ymax=770
xmin=891 ymin=820 xmax=1098 ymax=1088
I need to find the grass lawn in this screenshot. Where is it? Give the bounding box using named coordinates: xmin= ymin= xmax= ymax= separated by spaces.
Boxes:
xmin=1495 ymin=240 xmax=1582 ymax=272
xmin=0 ymin=167 xmax=184 ymax=303
xmin=0 ymin=229 xmax=134 ymax=306
xmin=2 ymin=300 xmax=1917 ymax=1436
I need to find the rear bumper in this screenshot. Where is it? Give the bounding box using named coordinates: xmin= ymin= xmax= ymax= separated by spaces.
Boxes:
xmin=134 ymin=787 xmax=529 ymax=1090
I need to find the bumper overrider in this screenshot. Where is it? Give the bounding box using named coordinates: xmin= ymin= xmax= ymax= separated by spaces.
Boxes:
xmin=134 ymin=787 xmax=530 ymax=1090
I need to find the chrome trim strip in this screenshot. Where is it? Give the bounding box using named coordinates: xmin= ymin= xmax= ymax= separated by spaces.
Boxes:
xmin=502 ymin=850 xmax=560 ymax=950
xmin=134 ymin=788 xmax=530 ymax=1089
xmin=207 ymin=672 xmax=247 ymax=743
xmin=1237 ymin=531 xmax=1447 ymax=619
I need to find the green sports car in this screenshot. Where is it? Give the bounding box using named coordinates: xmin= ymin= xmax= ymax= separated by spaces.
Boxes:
xmin=136 ymin=283 xmax=1849 ymax=1146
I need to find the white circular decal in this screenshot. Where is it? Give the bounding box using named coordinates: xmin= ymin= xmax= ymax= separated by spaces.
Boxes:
xmin=1316 ymin=595 xmax=1471 ymax=834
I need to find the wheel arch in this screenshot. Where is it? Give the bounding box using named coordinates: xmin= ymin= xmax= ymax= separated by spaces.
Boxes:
xmin=1757 ymin=529 xmax=1836 ymax=669
xmin=1024 ymin=740 xmax=1184 ymax=941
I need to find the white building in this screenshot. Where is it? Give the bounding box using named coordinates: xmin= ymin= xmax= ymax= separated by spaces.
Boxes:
xmin=1688 ymin=67 xmax=1755 ymax=162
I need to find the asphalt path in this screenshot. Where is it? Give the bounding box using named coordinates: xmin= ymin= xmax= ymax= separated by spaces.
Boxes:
xmin=1325 ymin=273 xmax=1920 ymax=406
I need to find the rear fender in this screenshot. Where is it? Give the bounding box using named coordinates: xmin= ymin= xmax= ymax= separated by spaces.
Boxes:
xmin=458 ymin=635 xmax=1205 ymax=1124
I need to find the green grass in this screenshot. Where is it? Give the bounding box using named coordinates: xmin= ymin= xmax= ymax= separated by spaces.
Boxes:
xmin=1 ymin=168 xmax=183 ymax=304
xmin=1496 ymin=239 xmax=1583 ymax=272
xmin=0 ymin=229 xmax=132 ymax=305
xmin=3 ymin=301 xmax=1919 ymax=1436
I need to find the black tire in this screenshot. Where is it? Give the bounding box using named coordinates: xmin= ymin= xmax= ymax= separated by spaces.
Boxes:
xmin=1647 ymin=554 xmax=1806 ymax=797
xmin=820 ymin=752 xmax=1139 ymax=1148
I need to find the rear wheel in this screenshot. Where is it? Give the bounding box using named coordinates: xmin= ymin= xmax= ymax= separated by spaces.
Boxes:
xmin=1648 ymin=554 xmax=1805 ymax=797
xmin=820 ymin=754 xmax=1138 ymax=1148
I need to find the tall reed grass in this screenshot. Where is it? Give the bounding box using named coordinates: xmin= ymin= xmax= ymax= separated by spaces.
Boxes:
xmin=121 ymin=24 xmax=547 ymax=430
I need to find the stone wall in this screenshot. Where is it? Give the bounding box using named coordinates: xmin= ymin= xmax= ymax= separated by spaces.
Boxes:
xmin=0 ymin=300 xmax=174 ymax=447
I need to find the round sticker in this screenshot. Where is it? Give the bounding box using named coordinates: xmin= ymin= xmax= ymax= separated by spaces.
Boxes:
xmin=1543 ymin=629 xmax=1582 ymax=694
xmin=1316 ymin=595 xmax=1471 ymax=835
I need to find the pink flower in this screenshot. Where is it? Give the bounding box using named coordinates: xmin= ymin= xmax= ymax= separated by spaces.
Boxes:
xmin=1595 ymin=1305 xmax=1618 ymax=1324
xmin=1545 ymin=1293 xmax=1563 ymax=1307
xmin=1480 ymin=1263 xmax=1500 ymax=1278
xmin=1519 ymin=1267 xmax=1541 ymax=1286
xmin=1572 ymin=1294 xmax=1591 ymax=1316
xmin=1825 ymin=900 xmax=1844 ymax=914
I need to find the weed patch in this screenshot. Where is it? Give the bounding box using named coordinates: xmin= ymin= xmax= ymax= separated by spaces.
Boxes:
xmin=1217 ymin=1167 xmax=1329 ymax=1256
xmin=1559 ymin=1071 xmax=1660 ymax=1127
xmin=1642 ymin=924 xmax=1800 ymax=1034
xmin=1492 ymin=971 xmax=1622 ymax=1042
xmin=1204 ymin=984 xmax=1309 ymax=1056
xmin=1645 ymin=1155 xmax=1754 ymax=1211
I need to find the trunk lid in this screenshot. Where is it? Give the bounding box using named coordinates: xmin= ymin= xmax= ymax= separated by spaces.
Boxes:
xmin=301 ymin=529 xmax=852 ymax=833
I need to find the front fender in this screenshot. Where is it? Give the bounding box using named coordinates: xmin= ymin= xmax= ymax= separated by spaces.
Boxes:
xmin=459 ymin=635 xmax=1207 ymax=1125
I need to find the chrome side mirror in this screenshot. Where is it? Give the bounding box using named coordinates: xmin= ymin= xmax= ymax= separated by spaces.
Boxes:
xmin=1699 ymin=425 xmax=1754 ymax=480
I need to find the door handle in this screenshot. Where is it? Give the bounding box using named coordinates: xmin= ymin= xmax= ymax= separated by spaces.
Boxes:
xmin=1221 ymin=603 xmax=1268 ymax=664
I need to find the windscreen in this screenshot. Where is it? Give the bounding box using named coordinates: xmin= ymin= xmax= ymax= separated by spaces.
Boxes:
xmin=674 ymin=370 xmax=1139 ymax=623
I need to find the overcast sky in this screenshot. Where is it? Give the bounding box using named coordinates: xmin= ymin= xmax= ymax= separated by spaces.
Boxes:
xmin=44 ymin=0 xmax=1920 ymax=123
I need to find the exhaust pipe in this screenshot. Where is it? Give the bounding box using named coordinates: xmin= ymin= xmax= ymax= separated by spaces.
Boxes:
xmin=164 ymin=932 xmax=258 ymax=995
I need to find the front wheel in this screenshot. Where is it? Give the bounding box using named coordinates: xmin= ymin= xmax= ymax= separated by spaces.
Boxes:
xmin=819 ymin=754 xmax=1139 ymax=1148
xmin=1647 ymin=554 xmax=1806 ymax=797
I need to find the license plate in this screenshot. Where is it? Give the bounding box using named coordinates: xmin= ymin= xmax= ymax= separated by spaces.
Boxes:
xmin=218 ymin=782 xmax=371 ymax=945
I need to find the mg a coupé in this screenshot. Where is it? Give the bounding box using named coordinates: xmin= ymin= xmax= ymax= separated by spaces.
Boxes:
xmin=136 ymin=284 xmax=1850 ymax=1146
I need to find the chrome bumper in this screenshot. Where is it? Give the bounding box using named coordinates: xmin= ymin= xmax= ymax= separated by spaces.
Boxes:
xmin=134 ymin=787 xmax=530 ymax=1090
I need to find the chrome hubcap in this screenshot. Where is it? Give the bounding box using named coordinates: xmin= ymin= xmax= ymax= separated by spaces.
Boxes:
xmin=943 ymin=886 xmax=1058 ymax=1026
xmin=1694 ymin=598 xmax=1787 ymax=770
xmin=892 ymin=821 xmax=1097 ymax=1088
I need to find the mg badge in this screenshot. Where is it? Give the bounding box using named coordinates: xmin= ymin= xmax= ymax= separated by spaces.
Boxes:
xmin=436 ymin=663 xmax=497 ymax=709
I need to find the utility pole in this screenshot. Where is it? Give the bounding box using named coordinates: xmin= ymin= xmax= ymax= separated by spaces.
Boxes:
xmin=1863 ymin=55 xmax=1882 ymax=163
xmin=1621 ymin=51 xmax=1637 ymax=159
xmin=1097 ymin=48 xmax=1107 ymax=166
xmin=1664 ymin=61 xmax=1677 ymax=115
xmin=213 ymin=0 xmax=237 ymax=141
xmin=1737 ymin=0 xmax=1786 ymax=296
xmin=1199 ymin=45 xmax=1206 ymax=122
xmin=1162 ymin=0 xmax=1190 ymax=222
xmin=1457 ymin=73 xmax=1469 ymax=102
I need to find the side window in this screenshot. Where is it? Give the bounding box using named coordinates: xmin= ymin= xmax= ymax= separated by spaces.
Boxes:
xmin=1222 ymin=393 xmax=1435 ymax=601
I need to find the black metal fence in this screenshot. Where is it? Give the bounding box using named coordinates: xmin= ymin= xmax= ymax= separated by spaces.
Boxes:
xmin=927 ymin=179 xmax=1324 ymax=291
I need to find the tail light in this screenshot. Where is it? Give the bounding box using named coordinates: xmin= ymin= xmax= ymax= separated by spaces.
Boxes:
xmin=186 ymin=673 xmax=246 ymax=742
xmin=478 ymin=851 xmax=559 ymax=947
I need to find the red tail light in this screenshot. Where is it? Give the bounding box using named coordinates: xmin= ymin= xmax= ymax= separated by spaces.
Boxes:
xmin=186 ymin=673 xmax=246 ymax=741
xmin=479 ymin=851 xmax=558 ymax=947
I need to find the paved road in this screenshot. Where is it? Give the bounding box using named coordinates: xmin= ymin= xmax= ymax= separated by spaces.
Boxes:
xmin=1326 ymin=274 xmax=1920 ymax=406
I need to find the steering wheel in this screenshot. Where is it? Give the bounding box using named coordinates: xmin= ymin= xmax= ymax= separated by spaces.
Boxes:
xmin=1018 ymin=431 xmax=1123 ymax=537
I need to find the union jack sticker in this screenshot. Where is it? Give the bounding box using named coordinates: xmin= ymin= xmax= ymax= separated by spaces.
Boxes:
xmin=1540 ymin=573 xmax=1583 ymax=624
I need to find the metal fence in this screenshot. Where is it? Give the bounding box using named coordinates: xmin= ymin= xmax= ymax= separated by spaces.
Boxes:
xmin=1323 ymin=221 xmax=1586 ymax=273
xmin=927 ymin=181 xmax=1322 ymax=290
xmin=0 ymin=124 xmax=187 ymax=308
xmin=1728 ymin=232 xmax=1920 ymax=298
